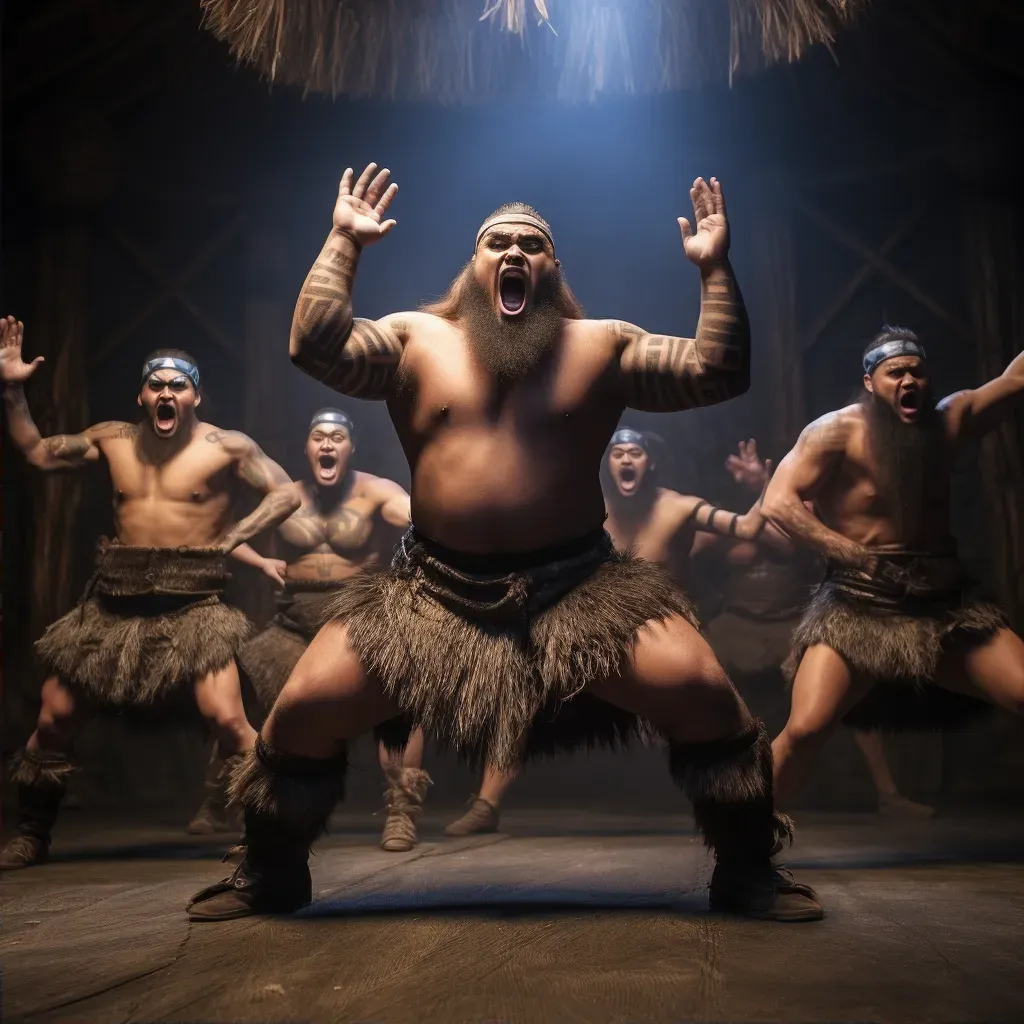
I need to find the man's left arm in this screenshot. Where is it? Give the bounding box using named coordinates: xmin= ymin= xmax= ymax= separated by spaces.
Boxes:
xmin=940 ymin=349 xmax=1024 ymax=440
xmin=615 ymin=177 xmax=750 ymax=412
xmin=215 ymin=433 xmax=302 ymax=552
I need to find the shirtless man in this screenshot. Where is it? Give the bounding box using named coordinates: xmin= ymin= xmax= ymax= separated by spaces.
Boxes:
xmin=762 ymin=327 xmax=1024 ymax=802
xmin=0 ymin=318 xmax=300 ymax=869
xmin=707 ymin=440 xmax=934 ymax=817
xmin=189 ymin=163 xmax=820 ymax=922
xmin=445 ymin=426 xmax=787 ymax=836
xmin=224 ymin=408 xmax=431 ymax=852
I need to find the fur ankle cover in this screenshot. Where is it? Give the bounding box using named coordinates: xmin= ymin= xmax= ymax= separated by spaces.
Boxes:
xmin=228 ymin=736 xmax=347 ymax=843
xmin=668 ymin=721 xmax=793 ymax=853
xmin=9 ymin=748 xmax=76 ymax=789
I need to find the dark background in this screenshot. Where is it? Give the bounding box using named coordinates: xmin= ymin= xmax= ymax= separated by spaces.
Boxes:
xmin=3 ymin=0 xmax=1023 ymax=817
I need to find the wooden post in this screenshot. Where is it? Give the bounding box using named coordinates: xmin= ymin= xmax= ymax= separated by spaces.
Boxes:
xmin=962 ymin=201 xmax=1024 ymax=625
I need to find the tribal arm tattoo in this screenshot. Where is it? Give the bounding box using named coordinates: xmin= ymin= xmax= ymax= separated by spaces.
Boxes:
xmin=2 ymin=385 xmax=128 ymax=470
xmin=616 ymin=261 xmax=750 ymax=412
xmin=289 ymin=230 xmax=405 ymax=399
xmin=213 ymin=432 xmax=302 ymax=552
xmin=761 ymin=417 xmax=873 ymax=570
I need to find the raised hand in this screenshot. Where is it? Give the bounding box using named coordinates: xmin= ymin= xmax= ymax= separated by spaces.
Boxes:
xmin=333 ymin=163 xmax=398 ymax=247
xmin=678 ymin=177 xmax=730 ymax=270
xmin=725 ymin=438 xmax=769 ymax=491
xmin=0 ymin=316 xmax=44 ymax=384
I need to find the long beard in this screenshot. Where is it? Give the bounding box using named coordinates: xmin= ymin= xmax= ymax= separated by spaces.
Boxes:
xmin=861 ymin=390 xmax=948 ymax=543
xmin=458 ymin=272 xmax=565 ymax=384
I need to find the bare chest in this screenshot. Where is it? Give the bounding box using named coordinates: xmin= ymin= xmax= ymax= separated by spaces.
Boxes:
xmin=395 ymin=327 xmax=620 ymax=440
xmin=279 ymin=498 xmax=376 ymax=555
xmin=105 ymin=441 xmax=233 ymax=508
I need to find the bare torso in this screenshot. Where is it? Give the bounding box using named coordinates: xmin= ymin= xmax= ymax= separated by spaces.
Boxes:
xmin=605 ymin=489 xmax=696 ymax=580
xmin=277 ymin=473 xmax=405 ymax=581
xmin=813 ymin=404 xmax=954 ymax=550
xmin=98 ymin=422 xmax=249 ymax=548
xmin=389 ymin=316 xmax=625 ymax=552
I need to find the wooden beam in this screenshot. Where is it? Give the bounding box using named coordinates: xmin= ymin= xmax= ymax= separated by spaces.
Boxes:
xmin=109 ymin=229 xmax=241 ymax=360
xmin=803 ymin=199 xmax=930 ymax=353
xmin=797 ymin=200 xmax=973 ymax=341
xmin=92 ymin=213 xmax=245 ymax=366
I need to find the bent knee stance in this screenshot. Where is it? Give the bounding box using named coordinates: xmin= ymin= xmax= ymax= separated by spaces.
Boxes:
xmin=35 ymin=678 xmax=82 ymax=748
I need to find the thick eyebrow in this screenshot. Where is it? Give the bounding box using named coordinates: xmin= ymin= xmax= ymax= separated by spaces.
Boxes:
xmin=481 ymin=229 xmax=547 ymax=247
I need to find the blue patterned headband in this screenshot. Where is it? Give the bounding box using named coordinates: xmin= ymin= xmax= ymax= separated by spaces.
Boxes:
xmin=610 ymin=428 xmax=649 ymax=453
xmin=863 ymin=339 xmax=926 ymax=375
xmin=141 ymin=357 xmax=200 ymax=390
xmin=309 ymin=409 xmax=354 ymax=436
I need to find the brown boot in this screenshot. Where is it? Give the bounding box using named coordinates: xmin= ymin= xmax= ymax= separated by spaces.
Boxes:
xmin=380 ymin=767 xmax=432 ymax=852
xmin=1 ymin=748 xmax=74 ymax=871
xmin=444 ymin=796 xmax=500 ymax=836
xmin=186 ymin=751 xmax=243 ymax=835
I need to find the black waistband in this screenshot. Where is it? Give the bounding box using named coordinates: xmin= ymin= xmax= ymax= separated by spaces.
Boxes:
xmin=407 ymin=526 xmax=609 ymax=576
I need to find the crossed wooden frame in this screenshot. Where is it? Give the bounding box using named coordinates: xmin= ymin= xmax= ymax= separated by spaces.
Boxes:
xmin=92 ymin=212 xmax=246 ymax=367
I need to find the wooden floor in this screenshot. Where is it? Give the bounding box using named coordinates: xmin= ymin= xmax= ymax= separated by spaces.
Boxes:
xmin=3 ymin=810 xmax=1023 ymax=1023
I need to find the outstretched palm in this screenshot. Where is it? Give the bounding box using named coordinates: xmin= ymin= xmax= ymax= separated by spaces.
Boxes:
xmin=725 ymin=439 xmax=768 ymax=491
xmin=678 ymin=177 xmax=730 ymax=269
xmin=0 ymin=316 xmax=44 ymax=384
xmin=333 ymin=163 xmax=399 ymax=246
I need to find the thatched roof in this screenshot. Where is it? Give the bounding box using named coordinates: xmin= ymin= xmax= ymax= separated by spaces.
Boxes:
xmin=200 ymin=0 xmax=866 ymax=102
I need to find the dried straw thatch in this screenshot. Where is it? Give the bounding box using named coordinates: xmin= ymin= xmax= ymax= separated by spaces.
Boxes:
xmin=200 ymin=0 xmax=866 ymax=102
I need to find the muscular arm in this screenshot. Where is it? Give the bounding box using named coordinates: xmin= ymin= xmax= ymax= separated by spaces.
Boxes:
xmin=761 ymin=416 xmax=872 ymax=569
xmin=940 ymin=348 xmax=1024 ymax=440
xmin=212 ymin=432 xmax=302 ymax=552
xmin=677 ymin=492 xmax=791 ymax=552
xmin=615 ymin=263 xmax=750 ymax=412
xmin=2 ymin=385 xmax=129 ymax=470
xmin=288 ymin=230 xmax=406 ymax=399
xmin=378 ymin=486 xmax=411 ymax=530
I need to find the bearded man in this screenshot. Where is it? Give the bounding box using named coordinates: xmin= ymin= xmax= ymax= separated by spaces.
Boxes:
xmin=188 ymin=162 xmax=821 ymax=923
xmin=0 ymin=317 xmax=300 ymax=869
xmin=762 ymin=327 xmax=1024 ymax=802
xmin=215 ymin=408 xmax=430 ymax=851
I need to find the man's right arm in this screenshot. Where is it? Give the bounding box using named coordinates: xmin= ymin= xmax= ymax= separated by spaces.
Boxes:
xmin=2 ymin=384 xmax=120 ymax=470
xmin=289 ymin=163 xmax=405 ymax=400
xmin=761 ymin=413 xmax=873 ymax=570
xmin=288 ymin=232 xmax=407 ymax=399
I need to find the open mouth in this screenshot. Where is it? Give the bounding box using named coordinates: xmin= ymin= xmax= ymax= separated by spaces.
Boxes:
xmin=317 ymin=452 xmax=339 ymax=482
xmin=617 ymin=466 xmax=638 ymax=494
xmin=498 ymin=268 xmax=527 ymax=316
xmin=155 ymin=401 xmax=177 ymax=434
xmin=899 ymin=391 xmax=920 ymax=414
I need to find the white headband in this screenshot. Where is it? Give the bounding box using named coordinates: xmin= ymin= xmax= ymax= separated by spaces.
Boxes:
xmin=475 ymin=215 xmax=555 ymax=253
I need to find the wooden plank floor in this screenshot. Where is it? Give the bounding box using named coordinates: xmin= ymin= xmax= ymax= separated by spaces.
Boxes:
xmin=3 ymin=811 xmax=1023 ymax=1023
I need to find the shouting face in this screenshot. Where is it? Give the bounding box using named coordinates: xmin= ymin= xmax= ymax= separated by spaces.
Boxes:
xmin=305 ymin=424 xmax=352 ymax=487
xmin=473 ymin=224 xmax=558 ymax=321
xmin=607 ymin=443 xmax=651 ymax=498
xmin=138 ymin=370 xmax=200 ymax=438
xmin=863 ymin=355 xmax=930 ymax=424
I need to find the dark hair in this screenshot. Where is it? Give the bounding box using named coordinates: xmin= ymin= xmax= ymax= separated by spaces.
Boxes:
xmin=863 ymin=326 xmax=920 ymax=360
xmin=308 ymin=408 xmax=355 ymax=437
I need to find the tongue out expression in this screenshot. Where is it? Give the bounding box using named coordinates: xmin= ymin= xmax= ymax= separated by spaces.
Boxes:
xmin=608 ymin=443 xmax=650 ymax=498
xmin=306 ymin=427 xmax=352 ymax=486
